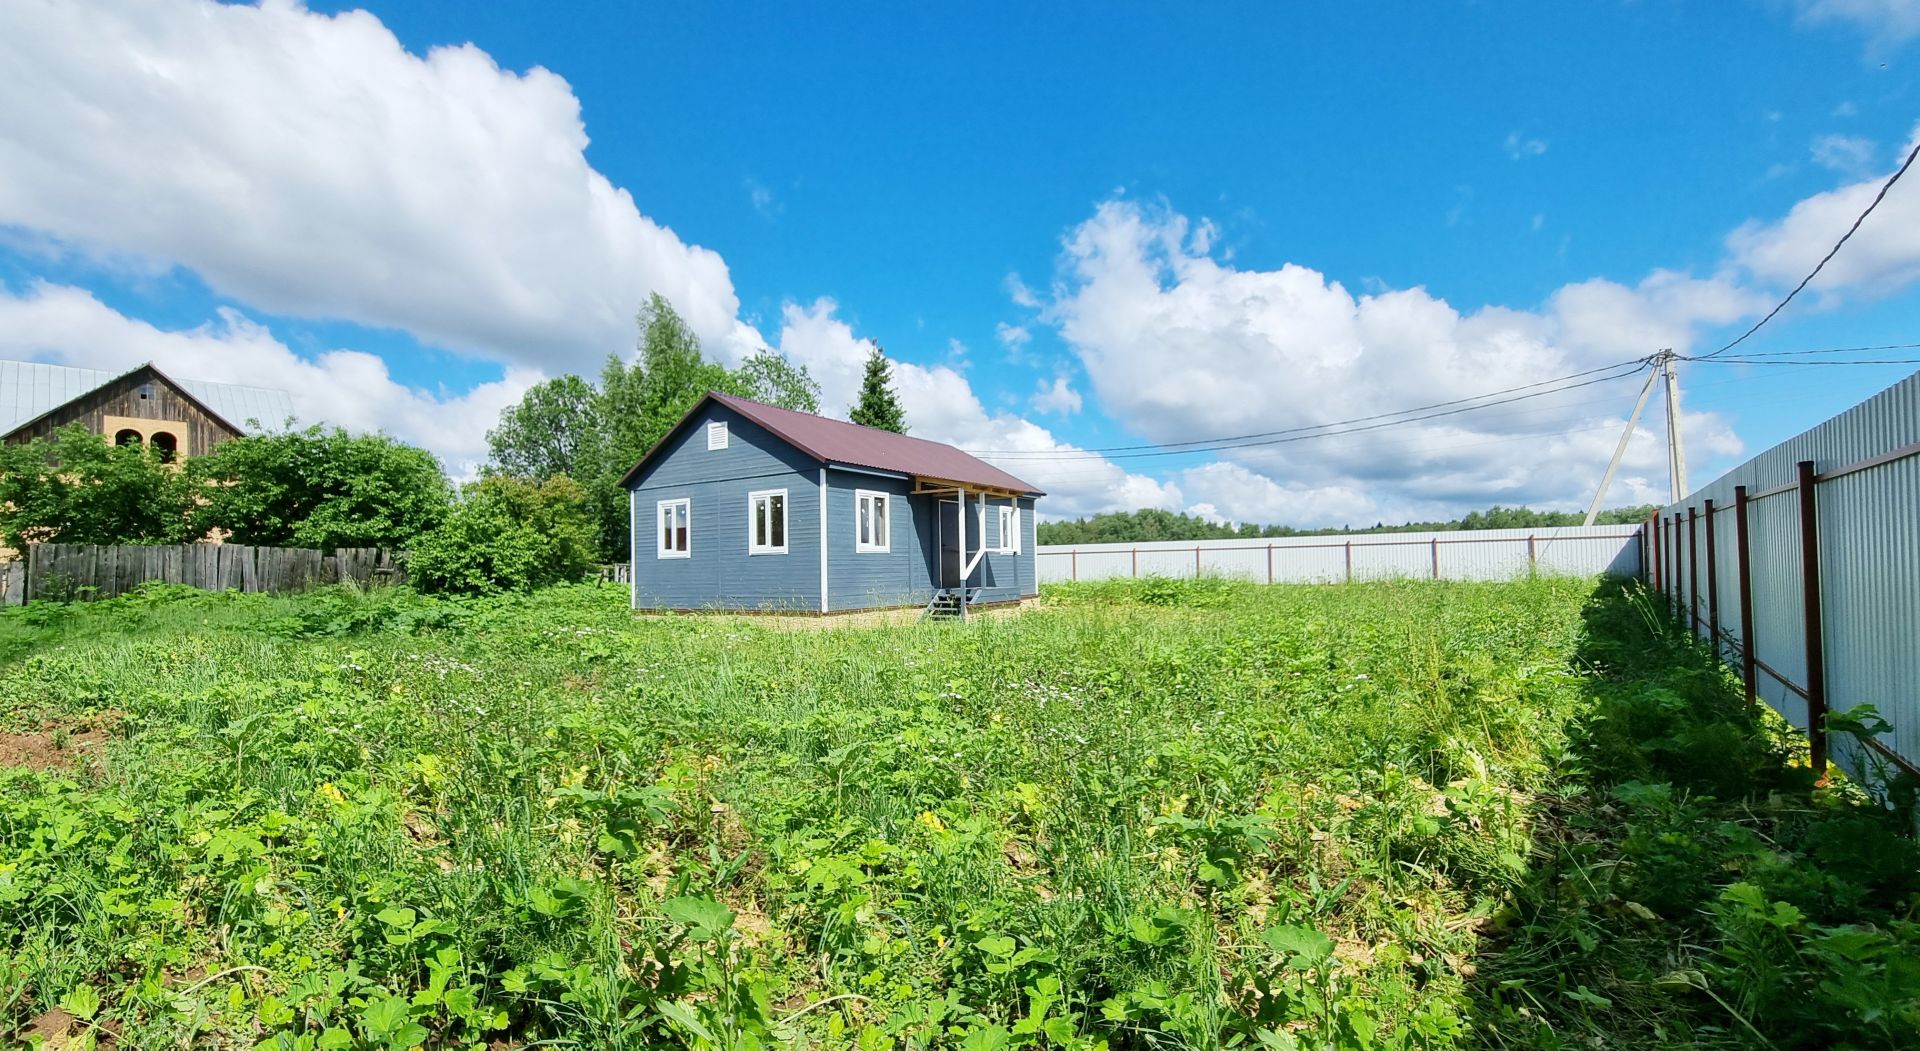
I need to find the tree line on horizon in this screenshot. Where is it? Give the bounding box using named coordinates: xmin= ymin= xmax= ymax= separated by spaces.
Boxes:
xmin=1035 ymin=504 xmax=1662 ymax=546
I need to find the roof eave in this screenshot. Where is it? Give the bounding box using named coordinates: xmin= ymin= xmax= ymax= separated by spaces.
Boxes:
xmin=619 ymin=392 xmax=819 ymax=489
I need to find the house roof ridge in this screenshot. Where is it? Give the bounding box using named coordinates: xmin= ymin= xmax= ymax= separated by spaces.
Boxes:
xmin=620 ymin=391 xmax=1045 ymax=496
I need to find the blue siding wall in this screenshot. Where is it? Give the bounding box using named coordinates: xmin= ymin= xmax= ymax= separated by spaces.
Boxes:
xmin=965 ymin=494 xmax=1037 ymax=604
xmin=824 ymin=474 xmax=1036 ymax=611
xmin=824 ymin=470 xmax=929 ymax=611
xmin=626 ymin=404 xmax=822 ymax=610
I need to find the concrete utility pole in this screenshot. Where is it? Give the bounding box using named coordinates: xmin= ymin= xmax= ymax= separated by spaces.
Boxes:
xmin=1661 ymin=349 xmax=1688 ymax=502
xmin=1583 ymin=363 xmax=1661 ymax=526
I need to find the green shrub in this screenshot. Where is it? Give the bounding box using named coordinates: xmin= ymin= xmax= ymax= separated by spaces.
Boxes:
xmin=0 ymin=424 xmax=195 ymax=549
xmin=407 ymin=474 xmax=597 ymax=594
xmin=189 ymin=425 xmax=451 ymax=549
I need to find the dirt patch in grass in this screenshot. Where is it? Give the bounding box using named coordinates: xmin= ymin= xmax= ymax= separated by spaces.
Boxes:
xmin=0 ymin=711 xmax=120 ymax=773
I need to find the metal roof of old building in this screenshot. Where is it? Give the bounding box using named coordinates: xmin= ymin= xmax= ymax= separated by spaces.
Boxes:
xmin=0 ymin=360 xmax=294 ymax=438
xmin=622 ymin=391 xmax=1044 ymax=496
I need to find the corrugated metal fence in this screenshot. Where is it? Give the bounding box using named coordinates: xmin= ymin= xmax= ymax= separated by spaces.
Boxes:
xmin=0 ymin=543 xmax=404 ymax=605
xmin=1038 ymin=525 xmax=1641 ymax=585
xmin=1651 ymin=370 xmax=1920 ymax=792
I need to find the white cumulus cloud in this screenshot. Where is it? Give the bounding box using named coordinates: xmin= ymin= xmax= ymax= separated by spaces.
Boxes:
xmin=1037 ymin=198 xmax=1755 ymax=524
xmin=0 ymin=0 xmax=766 ymax=372
xmin=1030 ymin=376 xmax=1083 ymax=416
xmin=1811 ymin=133 xmax=1876 ymax=175
xmin=1793 ymin=0 xmax=1920 ymax=44
xmin=1729 ymin=125 xmax=1920 ymax=296
xmin=1503 ymin=131 xmax=1549 ymax=160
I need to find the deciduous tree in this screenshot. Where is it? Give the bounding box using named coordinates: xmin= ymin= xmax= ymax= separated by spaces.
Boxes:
xmin=407 ymin=474 xmax=599 ymax=593
xmin=486 ymin=375 xmax=604 ymax=480
xmin=190 ymin=426 xmax=451 ymax=549
xmin=0 ymin=425 xmax=195 ymax=550
xmin=487 ymin=292 xmax=825 ymax=557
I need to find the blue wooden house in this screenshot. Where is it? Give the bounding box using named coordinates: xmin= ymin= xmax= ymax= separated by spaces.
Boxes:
xmin=620 ymin=392 xmax=1044 ymax=617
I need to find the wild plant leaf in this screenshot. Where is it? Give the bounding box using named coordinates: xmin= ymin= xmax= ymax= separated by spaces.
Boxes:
xmin=59 ymin=984 xmax=101 ymax=1020
xmin=661 ymin=894 xmax=734 ymax=938
xmin=373 ymin=906 xmax=416 ymax=929
xmin=657 ymin=999 xmax=716 ymax=1043
xmin=975 ymin=934 xmax=1017 ymax=958
xmin=1261 ymin=924 xmax=1334 ymax=968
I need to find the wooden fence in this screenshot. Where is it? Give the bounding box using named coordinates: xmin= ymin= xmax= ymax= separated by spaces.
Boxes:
xmin=0 ymin=543 xmax=403 ymax=606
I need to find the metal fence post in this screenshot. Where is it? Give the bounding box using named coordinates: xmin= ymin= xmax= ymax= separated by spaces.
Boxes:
xmin=1796 ymin=460 xmax=1828 ymax=777
xmin=1430 ymin=537 xmax=1440 ymax=580
xmin=1672 ymin=513 xmax=1684 ymax=617
xmin=1526 ymin=534 xmax=1537 ymax=572
xmin=1265 ymin=544 xmax=1273 ymax=584
xmin=1660 ymin=515 xmax=1670 ymax=608
xmin=1194 ymin=545 xmax=1202 ymax=578
xmin=1704 ymin=498 xmax=1720 ymax=657
xmin=1344 ymin=541 xmax=1353 ymax=583
xmin=1734 ymin=485 xmax=1756 ymax=706
xmin=1666 ymin=515 xmax=1677 ymax=614
xmin=1649 ymin=511 xmax=1660 ymax=591
xmin=1071 ymin=549 xmax=1078 ymax=581
xmin=1131 ymin=548 xmax=1138 ymax=578
xmin=1688 ymin=506 xmax=1700 ymax=638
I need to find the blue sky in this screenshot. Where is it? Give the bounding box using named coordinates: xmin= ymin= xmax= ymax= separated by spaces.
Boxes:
xmin=2 ymin=0 xmax=1918 ymax=522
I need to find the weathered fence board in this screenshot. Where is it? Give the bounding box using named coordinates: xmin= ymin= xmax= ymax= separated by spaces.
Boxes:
xmin=17 ymin=542 xmax=404 ymax=602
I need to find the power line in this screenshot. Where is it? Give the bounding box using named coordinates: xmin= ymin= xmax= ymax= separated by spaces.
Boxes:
xmin=981 ymin=366 xmax=1648 ymax=464
xmin=1688 ymin=341 xmax=1920 ymax=358
xmin=1684 ymin=356 xmax=1920 ymax=367
xmin=1700 ymin=137 xmax=1920 ymax=359
xmin=1007 ymin=355 xmax=1861 ymax=490
xmin=967 ymin=357 xmax=1652 ymax=461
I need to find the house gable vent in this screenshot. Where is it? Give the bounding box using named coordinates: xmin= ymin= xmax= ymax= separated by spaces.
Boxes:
xmin=707 ymin=421 xmax=728 ymax=450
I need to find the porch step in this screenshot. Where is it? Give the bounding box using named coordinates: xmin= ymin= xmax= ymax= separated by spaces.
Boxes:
xmin=920 ymin=587 xmax=981 ymax=623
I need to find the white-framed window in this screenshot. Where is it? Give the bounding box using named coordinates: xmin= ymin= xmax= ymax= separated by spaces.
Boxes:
xmin=997 ymin=505 xmax=1020 ymax=554
xmin=855 ymin=490 xmax=890 ymax=553
xmin=657 ymin=498 xmax=691 ymax=558
xmin=707 ymin=421 xmax=729 ymax=450
xmin=748 ymin=489 xmax=788 ymax=554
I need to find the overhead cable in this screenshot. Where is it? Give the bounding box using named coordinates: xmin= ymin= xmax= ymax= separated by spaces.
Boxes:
xmin=1699 ymin=138 xmax=1920 ymax=359
xmin=966 ymin=358 xmax=1652 ymax=461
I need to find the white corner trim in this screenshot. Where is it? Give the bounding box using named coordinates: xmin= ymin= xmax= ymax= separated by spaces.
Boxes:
xmin=629 ymin=488 xmax=638 ymax=609
xmin=818 ymin=468 xmax=829 ymax=612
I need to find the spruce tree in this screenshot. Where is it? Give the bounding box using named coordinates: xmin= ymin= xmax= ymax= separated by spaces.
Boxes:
xmin=849 ymin=344 xmax=907 ymax=433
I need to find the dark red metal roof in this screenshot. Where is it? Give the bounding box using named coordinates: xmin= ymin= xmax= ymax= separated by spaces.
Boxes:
xmin=621 ymin=391 xmax=1044 ymax=495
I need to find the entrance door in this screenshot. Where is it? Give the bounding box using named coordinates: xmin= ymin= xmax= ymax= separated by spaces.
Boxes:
xmin=937 ymin=499 xmax=962 ymax=587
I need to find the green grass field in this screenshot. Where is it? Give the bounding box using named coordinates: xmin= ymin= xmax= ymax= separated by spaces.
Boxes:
xmin=0 ymin=577 xmax=1912 ymax=1049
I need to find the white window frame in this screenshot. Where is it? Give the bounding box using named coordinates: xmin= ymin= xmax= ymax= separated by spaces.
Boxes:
xmin=747 ymin=488 xmax=789 ymax=555
xmin=855 ymin=490 xmax=891 ymax=553
xmin=997 ymin=505 xmax=1020 ymax=554
xmin=657 ymin=498 xmax=691 ymax=559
